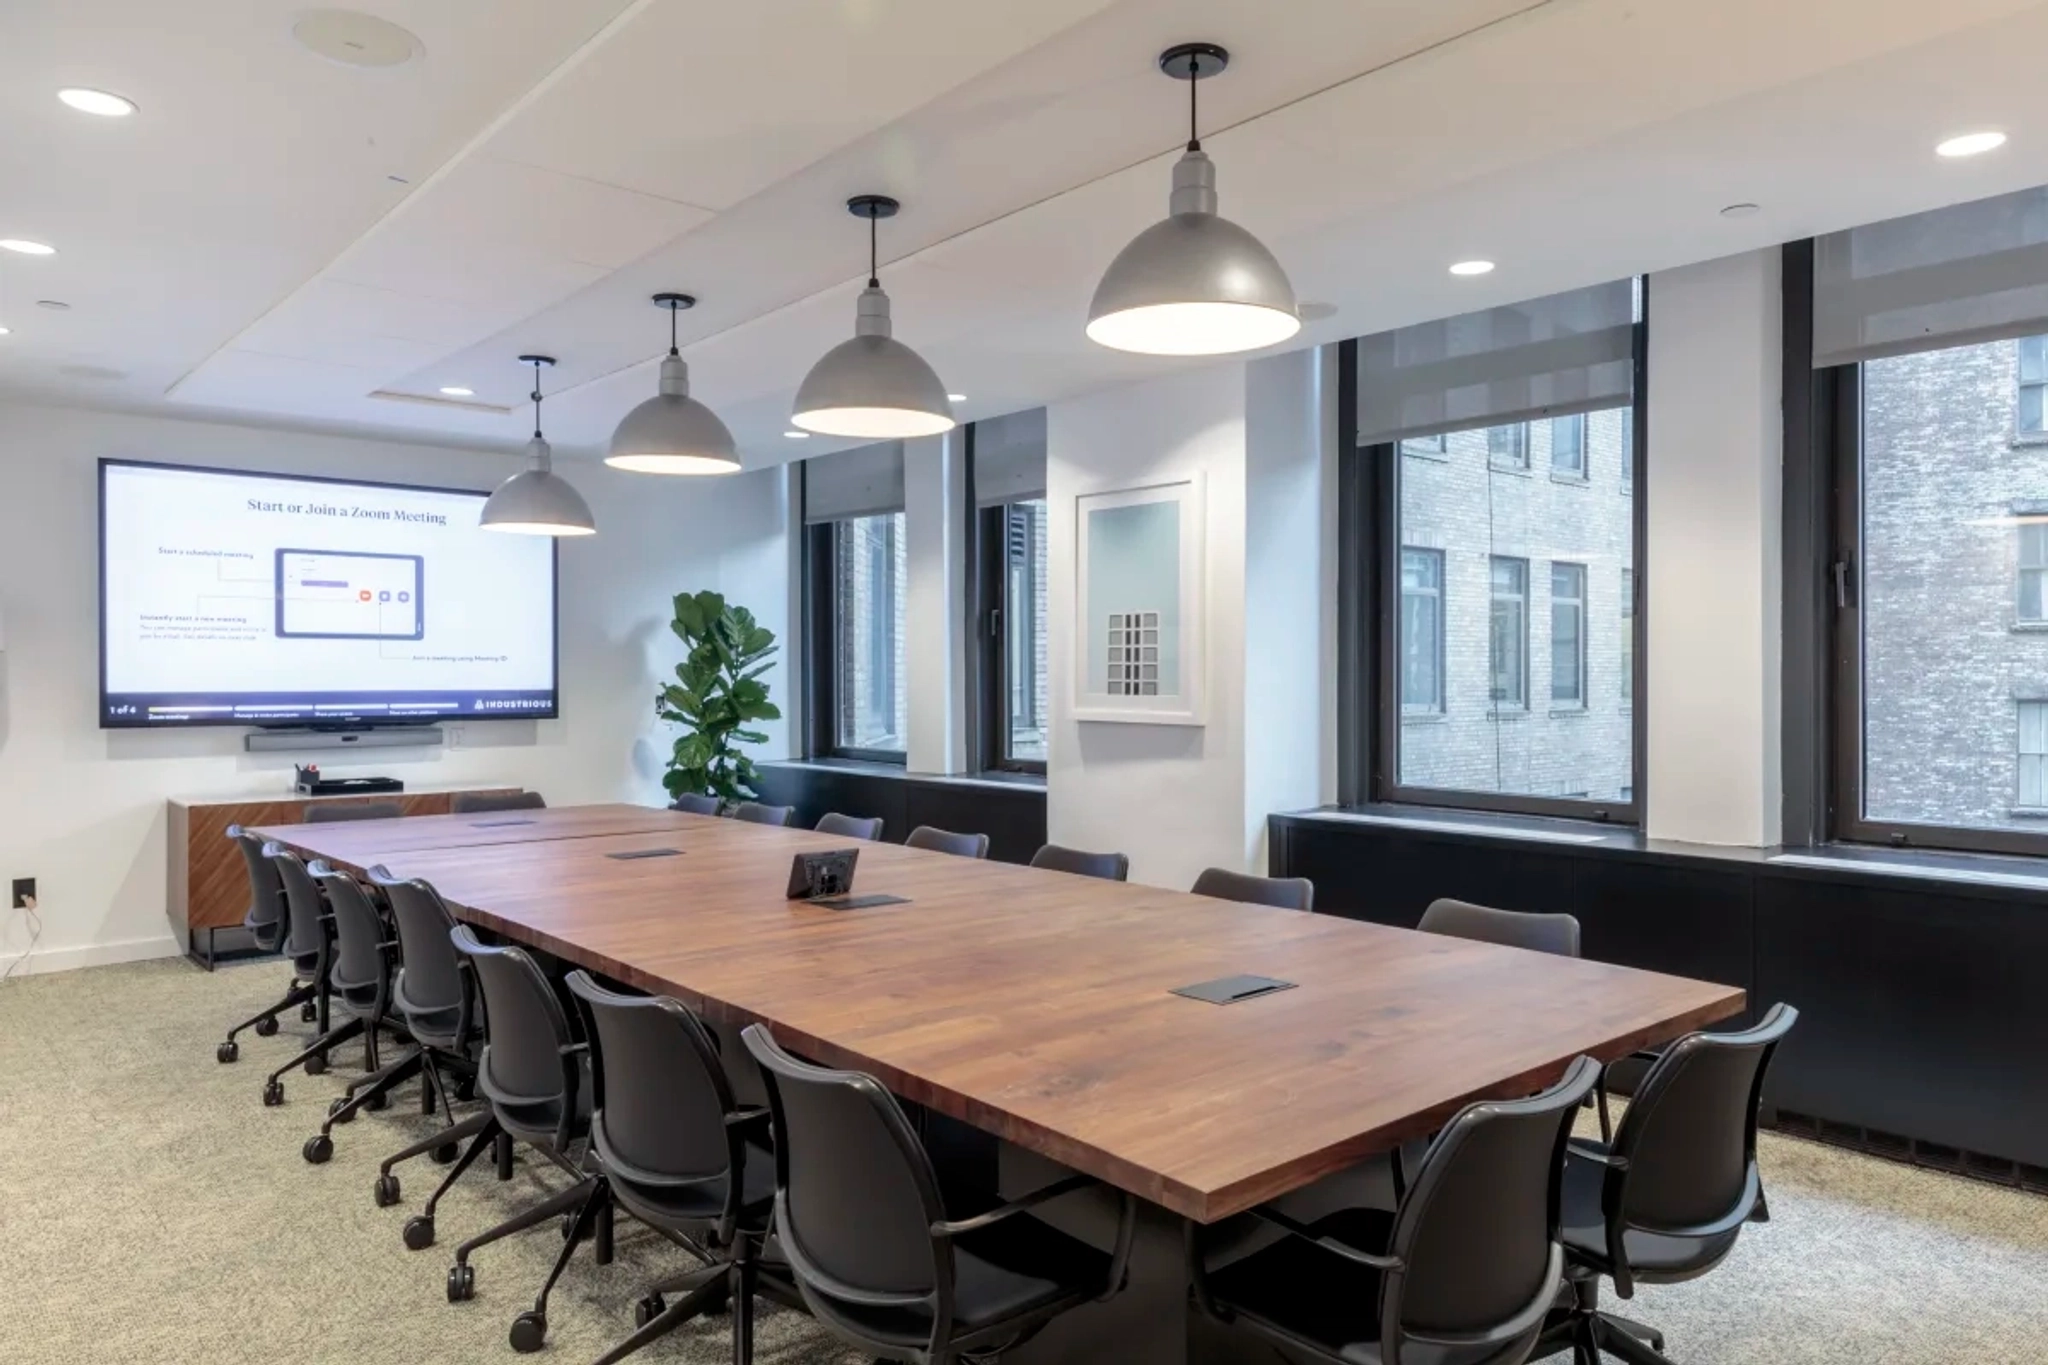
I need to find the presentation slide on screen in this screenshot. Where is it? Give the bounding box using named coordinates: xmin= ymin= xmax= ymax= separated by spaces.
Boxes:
xmin=101 ymin=461 xmax=556 ymax=727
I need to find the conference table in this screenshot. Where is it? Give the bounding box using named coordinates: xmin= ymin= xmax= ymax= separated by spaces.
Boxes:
xmin=257 ymin=802 xmax=1744 ymax=1363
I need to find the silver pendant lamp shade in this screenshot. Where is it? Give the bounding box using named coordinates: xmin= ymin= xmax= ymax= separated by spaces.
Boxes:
xmin=791 ymin=195 xmax=956 ymax=440
xmin=480 ymin=355 xmax=597 ymax=537
xmin=1087 ymin=44 xmax=1300 ymax=357
xmin=605 ymin=293 xmax=741 ymax=474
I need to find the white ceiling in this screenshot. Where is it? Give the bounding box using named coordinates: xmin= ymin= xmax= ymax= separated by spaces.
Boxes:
xmin=8 ymin=0 xmax=2048 ymax=469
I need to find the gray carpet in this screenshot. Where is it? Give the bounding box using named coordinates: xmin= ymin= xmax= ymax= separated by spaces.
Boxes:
xmin=2 ymin=958 xmax=2045 ymax=1364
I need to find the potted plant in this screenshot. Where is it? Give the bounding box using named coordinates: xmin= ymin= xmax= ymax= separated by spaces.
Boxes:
xmin=656 ymin=590 xmax=780 ymax=810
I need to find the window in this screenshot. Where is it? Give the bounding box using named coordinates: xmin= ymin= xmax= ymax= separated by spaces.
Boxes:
xmin=1620 ymin=566 xmax=1635 ymax=702
xmin=2021 ymin=702 xmax=2048 ymax=809
xmin=1402 ymin=433 xmax=1447 ymax=456
xmin=970 ymin=408 xmax=1050 ymax=773
xmin=1550 ymin=562 xmax=1586 ymax=706
xmin=1400 ymin=548 xmax=1444 ymax=712
xmin=2021 ymin=524 xmax=2048 ymax=622
xmin=831 ymin=512 xmax=907 ymax=754
xmin=999 ymin=498 xmax=1049 ymax=762
xmin=2021 ymin=335 xmax=2048 ymax=436
xmin=1620 ymin=408 xmax=1634 ymax=489
xmin=1550 ymin=414 xmax=1586 ymax=478
xmin=1487 ymin=423 xmax=1530 ymax=470
xmin=1489 ymin=557 xmax=1528 ymax=708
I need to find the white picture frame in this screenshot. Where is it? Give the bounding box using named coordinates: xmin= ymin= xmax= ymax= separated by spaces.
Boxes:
xmin=1072 ymin=472 xmax=1204 ymax=726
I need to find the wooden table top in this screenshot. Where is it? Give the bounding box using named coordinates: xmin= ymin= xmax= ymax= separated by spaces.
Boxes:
xmin=262 ymin=807 xmax=1744 ymax=1223
xmin=250 ymin=802 xmax=692 ymax=862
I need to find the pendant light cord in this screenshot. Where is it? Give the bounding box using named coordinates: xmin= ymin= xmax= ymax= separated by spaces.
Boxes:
xmin=667 ymin=298 xmax=680 ymax=357
xmin=530 ymin=358 xmax=543 ymax=439
xmin=1187 ymin=51 xmax=1201 ymax=151
xmin=867 ymin=210 xmax=880 ymax=289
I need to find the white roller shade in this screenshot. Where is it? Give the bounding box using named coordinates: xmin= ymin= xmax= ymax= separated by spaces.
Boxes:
xmin=1813 ymin=186 xmax=2048 ymax=367
xmin=803 ymin=441 xmax=904 ymax=523
xmin=1356 ymin=280 xmax=1636 ymax=446
xmin=973 ymin=408 xmax=1046 ymax=506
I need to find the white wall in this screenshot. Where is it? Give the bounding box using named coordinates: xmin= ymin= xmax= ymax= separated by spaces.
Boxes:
xmin=0 ymin=400 xmax=792 ymax=973
xmin=902 ymin=430 xmax=968 ymax=774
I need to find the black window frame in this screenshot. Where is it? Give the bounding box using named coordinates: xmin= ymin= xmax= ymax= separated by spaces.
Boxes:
xmin=1337 ymin=286 xmax=1649 ymax=826
xmin=967 ymin=423 xmax=1049 ymax=777
xmin=799 ymin=462 xmax=909 ymax=767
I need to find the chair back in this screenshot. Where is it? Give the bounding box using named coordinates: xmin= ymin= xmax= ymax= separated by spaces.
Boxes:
xmin=1381 ymin=1056 xmax=1597 ymax=1359
xmin=451 ymin=790 xmax=545 ymax=815
xmin=815 ymin=812 xmax=885 ymax=841
xmin=1604 ymin=1004 xmax=1797 ymax=1286
xmin=1419 ymin=899 xmax=1580 ymax=958
xmin=228 ymin=825 xmax=287 ymax=934
xmin=742 ymin=1024 xmax=951 ymax=1330
xmin=368 ymin=867 xmax=471 ymax=1037
xmin=1029 ymin=844 xmax=1129 ymax=881
xmin=305 ymin=799 xmax=403 ymax=823
xmin=734 ymin=801 xmax=794 ymax=827
xmin=567 ymin=972 xmax=743 ymax=1230
xmin=905 ymin=826 xmax=990 ymax=859
xmin=1190 ymin=867 xmax=1314 ymax=911
xmin=670 ymin=793 xmax=722 ymax=815
xmin=312 ymin=864 xmax=388 ymax=1004
xmin=265 ymin=844 xmax=329 ymax=962
xmin=450 ymin=925 xmax=577 ymax=1116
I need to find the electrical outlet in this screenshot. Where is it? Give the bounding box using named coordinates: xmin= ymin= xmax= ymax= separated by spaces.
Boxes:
xmin=11 ymin=878 xmax=34 ymax=910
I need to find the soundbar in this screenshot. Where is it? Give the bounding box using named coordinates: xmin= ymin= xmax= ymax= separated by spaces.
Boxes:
xmin=244 ymin=726 xmax=445 ymax=753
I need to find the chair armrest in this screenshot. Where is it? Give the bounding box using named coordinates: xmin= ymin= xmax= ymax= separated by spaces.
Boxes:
xmin=1249 ymin=1205 xmax=1402 ymax=1272
xmin=931 ymin=1173 xmax=1096 ymax=1237
xmin=1567 ymin=1138 xmax=1630 ymax=1169
xmin=725 ymin=1106 xmax=771 ymax=1132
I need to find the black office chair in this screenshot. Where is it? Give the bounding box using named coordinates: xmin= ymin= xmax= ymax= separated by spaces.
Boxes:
xmin=305 ymin=799 xmax=404 ymax=822
xmin=1536 ymin=1004 xmax=1798 ymax=1365
xmin=256 ymin=845 xmax=351 ymax=1104
xmin=1194 ymin=1056 xmax=1599 ymax=1365
xmin=1419 ymin=898 xmax=1581 ymax=958
xmin=1029 ymin=844 xmax=1129 ymax=881
xmin=568 ymin=972 xmax=801 ymax=1365
xmin=215 ymin=825 xmax=319 ymax=1063
xmin=905 ymin=826 xmax=990 ymax=859
xmin=742 ymin=1023 xmax=1134 ymax=1364
xmin=452 ymin=791 xmax=546 ymax=815
xmin=1191 ymin=867 xmax=1315 ymax=912
xmin=732 ymin=801 xmax=794 ymax=827
xmin=815 ymin=812 xmax=885 ymax=841
xmin=433 ymin=926 xmax=611 ymax=1354
xmin=670 ymin=793 xmax=722 ymax=816
xmin=365 ymin=867 xmax=489 ymax=1208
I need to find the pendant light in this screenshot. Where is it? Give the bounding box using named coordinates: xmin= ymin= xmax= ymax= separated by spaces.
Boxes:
xmin=480 ymin=355 xmax=597 ymax=537
xmin=605 ymin=292 xmax=741 ymax=474
xmin=1087 ymin=44 xmax=1300 ymax=356
xmin=791 ymin=195 xmax=955 ymax=439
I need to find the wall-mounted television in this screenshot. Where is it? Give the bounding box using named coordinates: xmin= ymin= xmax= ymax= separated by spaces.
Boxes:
xmin=99 ymin=460 xmax=558 ymax=729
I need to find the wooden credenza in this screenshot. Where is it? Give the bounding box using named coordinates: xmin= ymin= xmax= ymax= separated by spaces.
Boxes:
xmin=168 ymin=786 xmax=521 ymax=966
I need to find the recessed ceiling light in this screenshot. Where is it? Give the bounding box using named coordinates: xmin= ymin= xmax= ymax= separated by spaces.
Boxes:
xmin=947 ymin=393 xmax=967 ymax=403
xmin=0 ymin=239 xmax=56 ymax=256
xmin=783 ymin=430 xmax=810 ymax=439
xmin=57 ymin=88 xmax=137 ymax=117
xmin=1449 ymin=259 xmax=1495 ymax=277
xmin=438 ymin=386 xmax=474 ymax=397
xmin=1936 ymin=131 xmax=2007 ymax=159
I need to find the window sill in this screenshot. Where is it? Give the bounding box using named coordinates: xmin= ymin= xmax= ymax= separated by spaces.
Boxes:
xmin=2009 ymin=621 xmax=2048 ymax=633
xmin=762 ymin=758 xmax=1045 ymax=793
xmin=1401 ymin=448 xmax=1450 ymax=463
xmin=2009 ymin=432 xmax=2048 ymax=449
xmin=1546 ymin=706 xmax=1590 ymax=718
xmin=1548 ymin=472 xmax=1590 ymax=487
xmin=1401 ymin=710 xmax=1447 ymax=724
xmin=2007 ymin=808 xmax=2048 ymax=820
xmin=1487 ymin=464 xmax=1533 ymax=478
xmin=1484 ymin=707 xmax=1529 ymax=721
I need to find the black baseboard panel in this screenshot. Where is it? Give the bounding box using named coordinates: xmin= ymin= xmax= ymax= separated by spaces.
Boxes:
xmin=753 ymin=762 xmax=1047 ymax=866
xmin=1271 ymin=810 xmax=2048 ymax=1172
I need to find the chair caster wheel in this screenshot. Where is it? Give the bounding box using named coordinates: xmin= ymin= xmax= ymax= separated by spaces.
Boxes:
xmin=328 ymin=1098 xmax=355 ymax=1125
xmin=305 ymin=1054 xmax=329 ymax=1077
xmin=303 ymin=1134 xmax=334 ymax=1164
xmin=431 ymin=1142 xmax=459 ymax=1165
xmin=365 ymin=1089 xmax=391 ymax=1113
xmin=373 ymin=1174 xmax=401 ymax=1208
xmin=262 ymin=1079 xmax=284 ymax=1107
xmin=509 ymin=1310 xmax=548 ymax=1353
xmin=447 ymin=1262 xmax=475 ymax=1302
xmin=403 ymin=1215 xmax=435 ymax=1251
xmin=217 ymin=1041 xmax=239 ymax=1064
xmin=634 ymin=1294 xmax=665 ymax=1328
xmin=254 ymin=1015 xmax=280 ymax=1037
xmin=301 ymin=1002 xmax=318 ymax=1022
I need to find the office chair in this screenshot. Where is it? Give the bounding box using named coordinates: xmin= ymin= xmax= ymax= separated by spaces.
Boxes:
xmin=1190 ymin=867 xmax=1315 ymax=912
xmin=905 ymin=826 xmax=990 ymax=859
xmin=365 ymin=867 xmax=489 ymax=1208
xmin=814 ymin=812 xmax=885 ymax=841
xmin=432 ymin=926 xmax=611 ymax=1355
xmin=215 ymin=825 xmax=319 ymax=1064
xmin=451 ymin=791 xmax=546 ymax=815
xmin=1419 ymin=898 xmax=1581 ymax=958
xmin=1536 ymin=1004 xmax=1798 ymax=1365
xmin=255 ymin=844 xmax=354 ymax=1104
xmin=1029 ymin=844 xmax=1130 ymax=881
xmin=568 ymin=972 xmax=803 ymax=1365
xmin=305 ymin=799 xmax=404 ymax=822
xmin=1193 ymin=1056 xmax=1599 ymax=1365
xmin=732 ymin=801 xmax=794 ymax=827
xmin=743 ymin=1023 xmax=1134 ymax=1365
xmin=669 ymin=793 xmax=722 ymax=816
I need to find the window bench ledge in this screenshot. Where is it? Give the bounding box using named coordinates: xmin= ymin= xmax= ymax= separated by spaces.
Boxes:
xmin=760 ymin=759 xmax=1046 ymax=794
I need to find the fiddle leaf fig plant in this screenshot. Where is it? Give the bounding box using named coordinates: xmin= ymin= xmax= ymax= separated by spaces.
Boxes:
xmin=656 ymin=590 xmax=780 ymax=809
